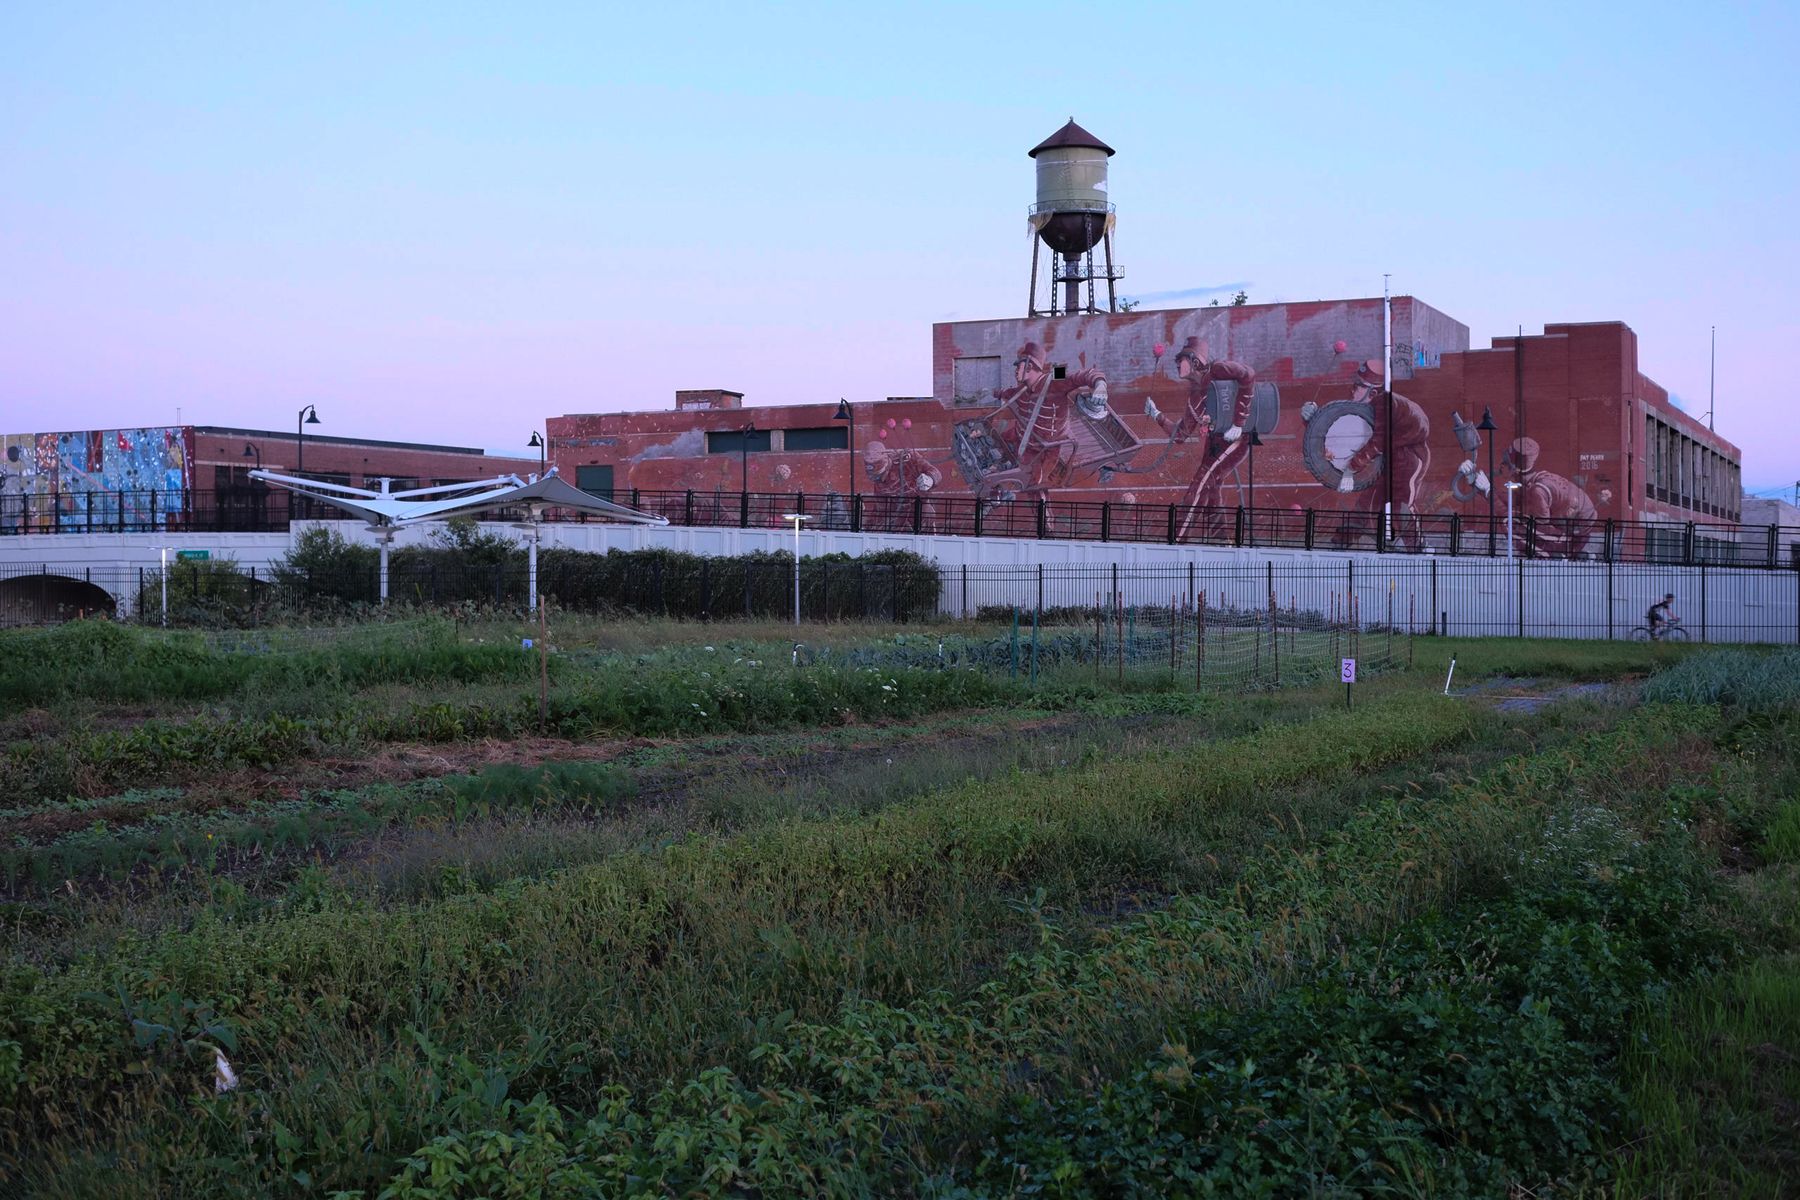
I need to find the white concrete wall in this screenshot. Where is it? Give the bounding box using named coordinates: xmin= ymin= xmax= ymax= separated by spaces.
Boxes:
xmin=4 ymin=520 xmax=1796 ymax=642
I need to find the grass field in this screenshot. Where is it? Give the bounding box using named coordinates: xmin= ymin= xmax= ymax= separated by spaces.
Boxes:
xmin=0 ymin=617 xmax=1793 ymax=1197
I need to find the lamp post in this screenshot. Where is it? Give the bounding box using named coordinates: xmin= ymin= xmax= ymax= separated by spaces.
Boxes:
xmin=296 ymin=405 xmax=320 ymax=476
xmin=833 ymin=398 xmax=855 ymax=524
xmin=781 ymin=512 xmax=813 ymax=625
xmin=1505 ymin=479 xmax=1523 ymax=560
xmin=1246 ymin=427 xmax=1262 ymax=546
xmin=1477 ymin=407 xmax=1497 ymax=556
xmin=528 ymin=431 xmax=545 ymax=475
xmin=241 ymin=443 xmax=263 ymax=532
xmin=1384 ymin=385 xmax=1395 ymax=548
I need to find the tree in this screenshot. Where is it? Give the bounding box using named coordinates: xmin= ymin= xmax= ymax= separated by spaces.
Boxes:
xmin=1231 ymin=290 xmax=1249 ymax=307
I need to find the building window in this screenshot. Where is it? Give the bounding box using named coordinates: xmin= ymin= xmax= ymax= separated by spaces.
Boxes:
xmin=706 ymin=430 xmax=772 ymax=455
xmin=783 ymin=426 xmax=849 ymax=451
xmin=576 ymin=465 xmax=614 ymax=500
xmin=952 ymin=356 xmax=1003 ymax=405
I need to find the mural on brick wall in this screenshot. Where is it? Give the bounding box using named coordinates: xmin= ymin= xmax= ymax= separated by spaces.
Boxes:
xmin=550 ymin=306 xmax=1721 ymax=559
xmin=0 ymin=427 xmax=190 ymax=531
xmin=924 ymin=303 xmax=1618 ymax=555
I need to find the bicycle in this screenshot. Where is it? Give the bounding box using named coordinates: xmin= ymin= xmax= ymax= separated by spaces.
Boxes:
xmin=1629 ymin=617 xmax=1689 ymax=642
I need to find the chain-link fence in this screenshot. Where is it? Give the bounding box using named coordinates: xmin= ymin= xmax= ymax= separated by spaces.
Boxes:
xmin=943 ymin=558 xmax=1800 ymax=645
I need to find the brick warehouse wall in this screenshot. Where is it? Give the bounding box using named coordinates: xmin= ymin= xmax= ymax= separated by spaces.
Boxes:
xmin=547 ymin=296 xmax=1740 ymax=535
xmin=190 ymin=427 xmax=536 ymax=490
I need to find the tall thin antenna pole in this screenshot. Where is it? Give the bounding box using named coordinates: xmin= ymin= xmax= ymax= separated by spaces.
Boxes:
xmin=1514 ymin=325 xmax=1524 ymax=454
xmin=1709 ymin=325 xmax=1716 ymax=432
xmin=1382 ymin=275 xmax=1392 ymax=398
xmin=1383 ymin=276 xmax=1392 ymax=542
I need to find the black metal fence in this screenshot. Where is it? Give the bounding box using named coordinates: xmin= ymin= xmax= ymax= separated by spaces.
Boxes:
xmin=946 ymin=559 xmax=1800 ymax=646
xmin=6 ymin=554 xmax=1797 ymax=644
xmin=4 ymin=487 xmax=1796 ymax=571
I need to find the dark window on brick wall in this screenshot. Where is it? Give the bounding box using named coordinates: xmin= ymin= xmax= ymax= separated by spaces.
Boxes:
xmin=576 ymin=465 xmax=614 ymax=500
xmin=706 ymin=430 xmax=772 ymax=455
xmin=783 ymin=426 xmax=849 ymax=451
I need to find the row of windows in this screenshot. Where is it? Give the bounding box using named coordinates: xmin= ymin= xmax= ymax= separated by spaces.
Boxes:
xmin=1642 ymin=414 xmax=1739 ymax=521
xmin=208 ymin=467 xmax=474 ymax=493
xmin=704 ymin=426 xmax=849 ymax=455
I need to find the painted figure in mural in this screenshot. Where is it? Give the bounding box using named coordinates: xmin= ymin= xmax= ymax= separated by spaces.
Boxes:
xmin=863 ymin=439 xmax=943 ymax=531
xmin=1503 ymin=436 xmax=1598 ymax=558
xmin=960 ymin=342 xmax=1114 ymax=501
xmin=0 ymin=443 xmax=24 ymax=533
xmin=1141 ymin=337 xmax=1256 ymax=540
xmin=1332 ymin=360 xmax=1432 ymax=552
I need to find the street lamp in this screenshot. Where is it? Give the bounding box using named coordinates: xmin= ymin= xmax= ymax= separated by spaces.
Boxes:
xmin=296 ymin=405 xmax=321 ymax=476
xmin=1477 ymin=407 xmax=1497 ymax=556
xmin=1504 ymin=479 xmax=1523 ymax=560
xmin=833 ymin=398 xmax=855 ymax=520
xmin=528 ymin=431 xmax=545 ymax=475
xmin=1246 ymin=427 xmax=1262 ymax=546
xmin=1384 ymin=387 xmax=1395 ymax=547
xmin=241 ymin=443 xmax=264 ymax=530
xmin=781 ymin=512 xmax=814 ymax=625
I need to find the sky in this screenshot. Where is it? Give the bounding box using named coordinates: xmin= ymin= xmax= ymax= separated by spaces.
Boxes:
xmin=3 ymin=2 xmax=1797 ymax=492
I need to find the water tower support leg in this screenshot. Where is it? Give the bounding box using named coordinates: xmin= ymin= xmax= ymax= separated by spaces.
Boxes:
xmin=1103 ymin=230 xmax=1118 ymax=313
xmin=1028 ymin=238 xmax=1041 ymax=318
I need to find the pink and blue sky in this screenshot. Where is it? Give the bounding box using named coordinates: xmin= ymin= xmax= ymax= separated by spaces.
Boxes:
xmin=2 ymin=2 xmax=1796 ymax=491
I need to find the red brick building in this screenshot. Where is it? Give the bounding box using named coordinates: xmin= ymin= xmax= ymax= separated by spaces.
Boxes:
xmin=192 ymin=425 xmax=537 ymax=493
xmin=547 ymin=296 xmax=1739 ymax=548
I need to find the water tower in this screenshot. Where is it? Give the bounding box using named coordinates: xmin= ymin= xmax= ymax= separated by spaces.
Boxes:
xmin=1027 ymin=118 xmax=1122 ymax=317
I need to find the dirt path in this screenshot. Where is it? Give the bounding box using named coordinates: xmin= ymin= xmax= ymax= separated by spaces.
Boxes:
xmin=1455 ymin=675 xmax=1632 ymax=714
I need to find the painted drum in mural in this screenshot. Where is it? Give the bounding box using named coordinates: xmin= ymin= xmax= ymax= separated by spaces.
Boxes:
xmin=1201 ymin=379 xmax=1280 ymax=439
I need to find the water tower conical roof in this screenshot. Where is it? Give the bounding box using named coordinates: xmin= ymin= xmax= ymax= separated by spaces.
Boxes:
xmin=1028 ymin=118 xmax=1115 ymax=158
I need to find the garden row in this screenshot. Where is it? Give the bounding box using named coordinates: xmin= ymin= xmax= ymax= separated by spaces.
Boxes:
xmin=3 ymin=691 xmax=1486 ymax=1188
xmin=366 ymin=698 xmax=1796 ymax=1198
xmin=0 ymin=762 xmax=634 ymax=896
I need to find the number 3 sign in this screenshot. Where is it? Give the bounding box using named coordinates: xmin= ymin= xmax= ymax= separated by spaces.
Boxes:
xmin=1340 ymin=658 xmax=1357 ymax=684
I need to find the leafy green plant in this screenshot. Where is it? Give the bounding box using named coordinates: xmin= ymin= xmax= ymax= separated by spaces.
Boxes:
xmin=1642 ymin=647 xmax=1800 ymax=710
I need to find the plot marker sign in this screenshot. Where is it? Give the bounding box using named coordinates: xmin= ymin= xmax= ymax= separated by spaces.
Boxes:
xmin=1341 ymin=657 xmax=1356 ymax=708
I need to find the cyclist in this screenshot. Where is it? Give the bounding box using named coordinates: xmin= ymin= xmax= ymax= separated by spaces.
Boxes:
xmin=1646 ymin=593 xmax=1676 ymax=640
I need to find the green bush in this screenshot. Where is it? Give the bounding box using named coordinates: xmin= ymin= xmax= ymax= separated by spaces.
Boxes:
xmin=131 ymin=556 xmax=262 ymax=627
xmin=265 ymin=532 xmax=943 ymax=621
xmin=269 ymin=527 xmax=380 ymax=609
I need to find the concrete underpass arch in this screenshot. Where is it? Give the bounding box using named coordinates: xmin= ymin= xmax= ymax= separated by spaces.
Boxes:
xmin=0 ymin=571 xmax=120 ymax=627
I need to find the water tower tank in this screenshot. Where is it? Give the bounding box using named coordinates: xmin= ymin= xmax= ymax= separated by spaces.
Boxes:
xmin=1029 ymin=118 xmax=1114 ymax=256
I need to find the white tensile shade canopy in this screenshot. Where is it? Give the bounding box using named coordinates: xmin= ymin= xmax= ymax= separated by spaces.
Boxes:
xmin=248 ymin=469 xmax=668 ymax=606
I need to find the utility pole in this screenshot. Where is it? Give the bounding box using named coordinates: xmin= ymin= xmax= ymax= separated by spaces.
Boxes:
xmin=1709 ymin=325 xmax=1716 ymax=432
xmin=1383 ymin=276 xmax=1393 ymax=543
